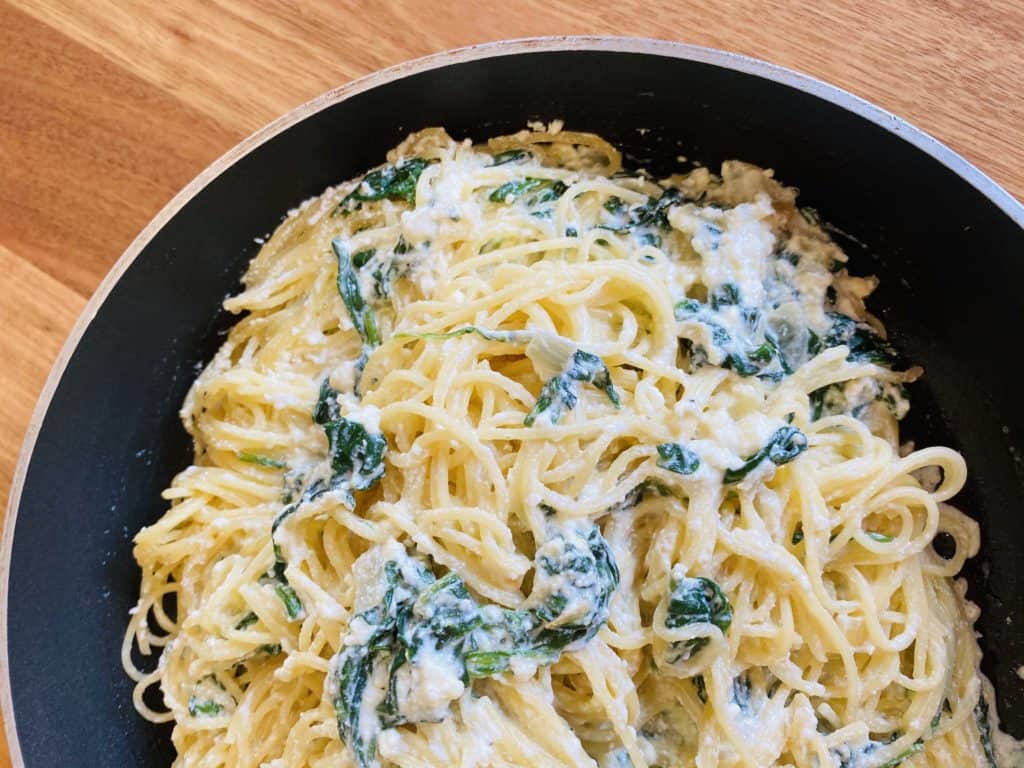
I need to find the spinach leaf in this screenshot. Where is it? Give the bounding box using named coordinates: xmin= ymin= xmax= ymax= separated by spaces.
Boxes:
xmin=604 ymin=187 xmax=683 ymax=233
xmin=464 ymin=522 xmax=619 ymax=676
xmin=791 ymin=524 xmax=805 ymax=545
xmin=463 ymin=607 xmax=538 ymax=678
xmin=606 ymin=480 xmax=674 ymax=516
xmin=824 ymin=312 xmax=897 ymax=366
xmin=187 ymin=677 xmax=232 ymax=717
xmin=371 ymin=263 xmax=395 ymax=300
xmin=663 ymin=574 xmax=733 ymax=663
xmin=976 ymin=695 xmax=999 ymax=768
xmin=379 ymin=571 xmax=481 ymax=727
xmin=675 ymin=298 xmax=791 ymax=381
xmin=530 ymin=523 xmax=620 ymax=653
xmin=722 ymin=426 xmax=807 ymax=484
xmin=187 ymin=697 xmax=223 ymax=717
xmin=731 ymin=672 xmax=753 ymax=714
xmin=876 ymin=741 xmax=924 ymax=768
xmin=258 ymin=555 xmax=304 ymax=621
xmin=395 ymin=326 xmax=530 ymax=344
xmin=329 ymin=554 xmax=434 ymax=768
xmin=810 ymin=378 xmax=910 ymax=423
xmin=267 ymin=382 xmax=387 ymax=621
xmin=352 ymin=248 xmax=376 ymax=269
xmin=710 ymin=282 xmax=741 ymax=309
xmin=273 ymin=582 xmax=304 ymax=620
xmin=604 ymin=196 xmax=627 ymax=215
xmin=234 ymin=611 xmax=259 ymax=630
xmin=693 ymin=674 xmax=708 ymax=704
xmin=489 ymin=178 xmax=567 ymax=206
xmin=866 ymin=531 xmax=894 ymax=543
xmin=314 ymin=378 xmax=342 ymax=424
xmin=656 ymin=443 xmax=701 ymax=475
xmin=323 ymin=418 xmax=388 ymax=496
xmin=313 ymin=379 xmax=388 ymax=503
xmin=237 ymin=451 xmax=286 ymax=469
xmin=336 ymin=157 xmax=431 ymax=213
xmin=490 ymin=149 xmax=529 ymax=166
xmin=525 ymin=349 xmax=620 ymax=426
xmin=333 ymin=239 xmax=381 ymax=350
xmin=330 ymin=525 xmax=620 ymax=768
xmin=332 ymin=642 xmax=378 ymax=767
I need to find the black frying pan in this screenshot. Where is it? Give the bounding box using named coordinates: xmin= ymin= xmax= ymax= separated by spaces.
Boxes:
xmin=4 ymin=38 xmax=1023 ymax=766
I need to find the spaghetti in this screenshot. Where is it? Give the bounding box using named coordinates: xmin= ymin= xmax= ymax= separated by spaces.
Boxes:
xmin=124 ymin=125 xmax=1016 ymax=767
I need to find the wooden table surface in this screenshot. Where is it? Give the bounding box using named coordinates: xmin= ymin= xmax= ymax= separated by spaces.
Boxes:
xmin=1 ymin=1 xmax=1022 ymax=764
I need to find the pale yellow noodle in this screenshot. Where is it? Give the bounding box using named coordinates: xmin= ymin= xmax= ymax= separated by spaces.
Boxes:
xmin=123 ymin=126 xmax=1016 ymax=768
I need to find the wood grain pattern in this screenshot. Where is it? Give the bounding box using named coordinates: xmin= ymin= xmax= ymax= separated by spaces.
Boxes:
xmin=0 ymin=1 xmax=1021 ymax=764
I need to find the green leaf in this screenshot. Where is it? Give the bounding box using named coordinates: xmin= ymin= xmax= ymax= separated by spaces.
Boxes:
xmin=656 ymin=443 xmax=701 ymax=475
xmin=333 ymin=239 xmax=381 ymax=349
xmin=237 ymin=451 xmax=286 ymax=469
xmin=188 ymin=696 xmax=224 ymax=717
xmin=866 ymin=531 xmax=894 ymax=543
xmin=314 ymin=379 xmax=342 ymax=425
xmin=394 ymin=326 xmax=530 ymax=344
xmin=710 ymin=283 xmax=741 ymax=309
xmin=489 ymin=177 xmax=567 ymax=206
xmin=723 ymin=426 xmax=807 ymax=484
xmin=824 ymin=312 xmax=897 ymax=366
xmin=603 ymin=196 xmax=627 ymax=215
xmin=663 ymin=574 xmax=733 ymax=663
xmin=274 ymin=582 xmax=304 ymax=620
xmin=525 ymin=349 xmax=620 ymax=426
xmin=490 ymin=149 xmax=529 ymax=166
xmin=352 ymin=248 xmax=376 ymax=269
xmin=675 ymin=297 xmax=792 ymax=381
xmin=329 ymin=525 xmax=620 ymax=767
xmin=975 ymin=695 xmax=999 ymax=768
xmin=602 ymin=187 xmax=683 ymax=234
xmin=323 ymin=418 xmax=388 ymax=494
xmin=234 ymin=611 xmax=258 ymax=630
xmin=693 ymin=674 xmax=708 ymax=704
xmin=530 ymin=524 xmax=620 ymax=653
xmin=332 ymin=643 xmax=378 ymax=768
xmin=337 ymin=157 xmax=432 ymax=213
xmin=876 ymin=740 xmax=924 ymax=768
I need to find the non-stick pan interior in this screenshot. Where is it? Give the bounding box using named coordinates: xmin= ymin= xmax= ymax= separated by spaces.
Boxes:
xmin=8 ymin=46 xmax=1024 ymax=765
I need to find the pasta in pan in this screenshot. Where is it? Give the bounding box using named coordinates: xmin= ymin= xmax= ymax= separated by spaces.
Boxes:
xmin=124 ymin=125 xmax=1018 ymax=767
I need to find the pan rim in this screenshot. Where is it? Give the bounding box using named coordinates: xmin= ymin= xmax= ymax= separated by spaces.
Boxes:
xmin=2 ymin=34 xmax=1021 ymax=767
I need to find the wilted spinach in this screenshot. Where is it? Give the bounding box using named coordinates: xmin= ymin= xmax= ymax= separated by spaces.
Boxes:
xmin=489 ymin=177 xmax=567 ymax=207
xmin=824 ymin=312 xmax=897 ymax=366
xmin=722 ymin=426 xmax=807 ymax=484
xmin=394 ymin=325 xmax=530 ymax=344
xmin=663 ymin=573 xmax=733 ymax=663
xmin=602 ymin=187 xmax=684 ymax=233
xmin=188 ymin=697 xmax=223 ymax=717
xmin=490 ymin=149 xmax=530 ymax=166
xmin=237 ymin=451 xmax=286 ymax=469
xmin=656 ymin=443 xmax=701 ymax=475
xmin=330 ymin=523 xmax=620 ymax=767
xmin=336 ymin=157 xmax=432 ymax=214
xmin=525 ymin=349 xmax=620 ymax=426
xmin=332 ymin=238 xmax=381 ymax=351
xmin=675 ymin=296 xmax=792 ymax=381
xmin=976 ymin=695 xmax=999 ymax=768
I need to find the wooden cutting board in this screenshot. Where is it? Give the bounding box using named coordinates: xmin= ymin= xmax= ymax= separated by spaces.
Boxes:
xmin=0 ymin=1 xmax=1021 ymax=765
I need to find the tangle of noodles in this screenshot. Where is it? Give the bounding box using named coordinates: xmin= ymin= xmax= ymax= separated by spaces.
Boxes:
xmin=124 ymin=124 xmax=1021 ymax=768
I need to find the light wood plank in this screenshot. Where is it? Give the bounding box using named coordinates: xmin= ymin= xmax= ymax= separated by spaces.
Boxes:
xmin=0 ymin=1 xmax=240 ymax=297
xmin=13 ymin=0 xmax=1024 ymax=200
